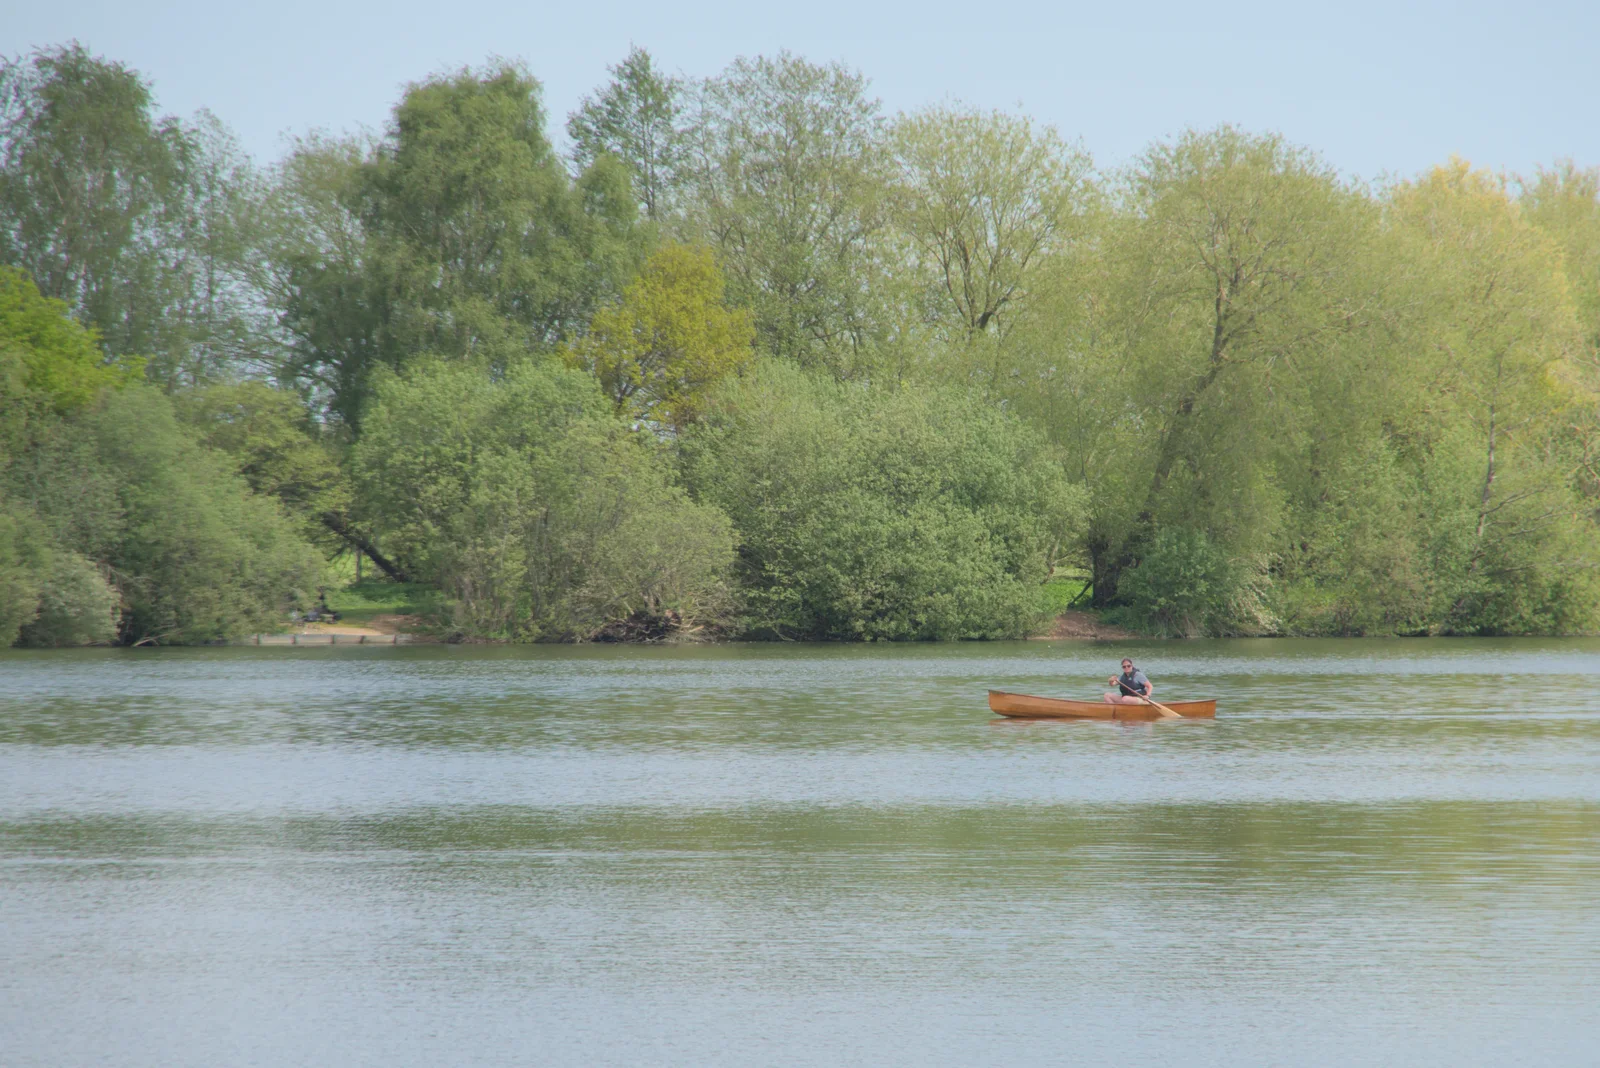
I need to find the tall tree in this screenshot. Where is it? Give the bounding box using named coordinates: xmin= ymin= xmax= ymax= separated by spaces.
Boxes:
xmin=567 ymin=46 xmax=685 ymax=222
xmin=363 ymin=61 xmax=634 ymax=360
xmin=1389 ymin=161 xmax=1599 ymax=632
xmin=1518 ymin=161 xmax=1600 ymax=355
xmin=565 ymin=242 xmax=753 ymax=430
xmin=889 ymin=106 xmax=1095 ymax=347
xmin=681 ymin=52 xmax=890 ymax=376
xmin=0 ymin=44 xmax=270 ymax=385
xmin=267 ymin=62 xmax=647 ymax=425
xmin=262 ymin=133 xmax=380 ymax=425
xmin=0 ymin=44 xmax=170 ymax=358
xmin=1000 ymin=127 xmax=1382 ymax=609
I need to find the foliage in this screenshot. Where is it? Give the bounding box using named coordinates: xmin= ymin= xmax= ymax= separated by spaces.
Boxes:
xmin=1000 ymin=127 xmax=1386 ymax=610
xmin=259 ymin=133 xmax=378 ymax=423
xmin=565 ymin=243 xmax=753 ymax=428
xmin=1113 ymin=528 xmax=1273 ymax=637
xmin=680 ymin=361 xmax=1085 ymax=639
xmin=174 ymin=380 xmax=351 ymax=550
xmin=681 ymin=53 xmax=891 ymax=376
xmin=271 ymin=62 xmax=648 ymax=426
xmin=1381 ymin=162 xmax=1599 ymax=633
xmin=0 ymin=266 xmax=139 ymax=410
xmin=0 ymin=501 xmax=48 ymax=645
xmin=5 ymin=385 xmax=323 ymax=644
xmin=0 ymin=44 xmax=273 ymax=385
xmin=1518 ymin=161 xmax=1600 ymax=354
xmin=1038 ymin=573 xmax=1090 ymax=616
xmin=323 ymin=577 xmax=439 ymax=628
xmin=889 ymin=105 xmax=1096 ymax=345
xmin=8 ymin=42 xmax=1600 ymax=641
xmin=567 ymin=46 xmax=685 ymax=221
xmin=16 ymin=545 xmax=120 ymax=646
xmin=352 ymin=360 xmax=734 ymax=639
xmin=0 ymin=275 xmax=318 ymax=646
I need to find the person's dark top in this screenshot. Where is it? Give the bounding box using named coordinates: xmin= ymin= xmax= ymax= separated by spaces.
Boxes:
xmin=1117 ymin=669 xmax=1150 ymax=697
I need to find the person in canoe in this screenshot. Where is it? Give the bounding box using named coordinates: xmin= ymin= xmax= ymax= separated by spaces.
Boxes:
xmin=1104 ymin=659 xmax=1153 ymax=705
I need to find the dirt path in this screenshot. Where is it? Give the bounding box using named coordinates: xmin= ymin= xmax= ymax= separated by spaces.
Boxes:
xmin=1034 ymin=610 xmax=1138 ymax=641
xmin=294 ymin=614 xmax=420 ymax=637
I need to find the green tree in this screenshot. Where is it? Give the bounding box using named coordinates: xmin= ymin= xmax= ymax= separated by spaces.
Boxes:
xmin=568 ymin=46 xmax=685 ymax=221
xmin=1115 ymin=528 xmax=1271 ymax=637
xmin=0 ymin=266 xmax=140 ymax=410
xmin=1003 ymin=127 xmax=1382 ymax=610
xmin=369 ymin=61 xmax=647 ymax=358
xmin=681 ymin=53 xmax=890 ymax=376
xmin=175 ymin=382 xmax=351 ymax=541
xmin=261 ymin=133 xmax=381 ymax=425
xmin=352 ymin=360 xmax=734 ymax=639
xmin=269 ymin=62 xmax=648 ymax=425
xmin=565 ymin=243 xmax=754 ymax=428
xmin=14 ymin=542 xmax=120 ymax=646
xmin=888 ymin=105 xmax=1095 ymax=348
xmin=0 ymin=44 xmax=171 ymax=359
xmin=1386 ymin=161 xmax=1600 ymax=633
xmin=1518 ymin=161 xmax=1600 ymax=355
xmin=1 ymin=273 xmax=321 ymax=644
xmin=7 ymin=385 xmax=324 ymax=644
xmin=0 ymin=44 xmax=271 ymax=385
xmin=0 ymin=503 xmax=49 ymax=645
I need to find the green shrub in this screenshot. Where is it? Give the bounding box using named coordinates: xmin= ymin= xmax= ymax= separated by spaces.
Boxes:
xmin=0 ymin=504 xmax=47 ymax=645
xmin=1115 ymin=527 xmax=1275 ymax=637
xmin=17 ymin=549 xmax=119 ymax=646
xmin=680 ymin=362 xmax=1084 ymax=640
xmin=6 ymin=386 xmax=323 ymax=644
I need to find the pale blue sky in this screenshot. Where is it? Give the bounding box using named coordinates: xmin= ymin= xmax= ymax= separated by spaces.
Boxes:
xmin=6 ymin=0 xmax=1597 ymax=182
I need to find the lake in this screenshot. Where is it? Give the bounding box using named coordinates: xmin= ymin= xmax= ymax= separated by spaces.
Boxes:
xmin=2 ymin=639 xmax=1598 ymax=1066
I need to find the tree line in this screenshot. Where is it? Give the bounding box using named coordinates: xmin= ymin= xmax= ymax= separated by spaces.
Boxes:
xmin=3 ymin=41 xmax=1598 ymax=645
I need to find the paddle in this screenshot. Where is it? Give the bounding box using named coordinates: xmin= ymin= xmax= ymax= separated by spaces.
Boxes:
xmin=1108 ymin=673 xmax=1183 ymax=719
xmin=1136 ymin=694 xmax=1184 ymax=720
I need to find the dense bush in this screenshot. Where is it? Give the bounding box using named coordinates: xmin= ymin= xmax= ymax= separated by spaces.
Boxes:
xmin=16 ymin=547 xmax=120 ymax=646
xmin=2 ymin=271 xmax=322 ymax=646
xmin=6 ymin=386 xmax=324 ymax=643
xmin=680 ymin=362 xmax=1085 ymax=639
xmin=1114 ymin=528 xmax=1274 ymax=637
xmin=352 ymin=360 xmax=734 ymax=640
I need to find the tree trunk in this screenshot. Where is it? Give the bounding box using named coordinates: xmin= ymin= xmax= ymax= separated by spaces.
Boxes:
xmin=1474 ymin=401 xmax=1497 ymax=542
xmin=319 ymin=513 xmax=410 ymax=583
xmin=1088 ymin=535 xmax=1123 ymax=608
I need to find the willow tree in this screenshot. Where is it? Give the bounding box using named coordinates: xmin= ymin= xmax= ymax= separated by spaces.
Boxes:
xmin=1002 ymin=127 xmax=1380 ymax=611
xmin=1517 ymin=162 xmax=1600 ymax=511
xmin=1387 ymin=161 xmax=1600 ymax=633
xmin=1518 ymin=161 xmax=1600 ymax=355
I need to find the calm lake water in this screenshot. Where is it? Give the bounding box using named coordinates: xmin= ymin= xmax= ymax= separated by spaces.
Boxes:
xmin=3 ymin=639 xmax=1598 ymax=1066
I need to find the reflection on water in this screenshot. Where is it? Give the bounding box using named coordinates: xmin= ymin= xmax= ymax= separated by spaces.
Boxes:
xmin=2 ymin=640 xmax=1598 ymax=1066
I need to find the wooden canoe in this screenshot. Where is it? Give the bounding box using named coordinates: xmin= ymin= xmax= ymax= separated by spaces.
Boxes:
xmin=988 ymin=690 xmax=1217 ymax=721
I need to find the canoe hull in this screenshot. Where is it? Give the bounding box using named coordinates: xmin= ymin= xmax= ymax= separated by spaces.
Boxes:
xmin=988 ymin=690 xmax=1216 ymax=721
